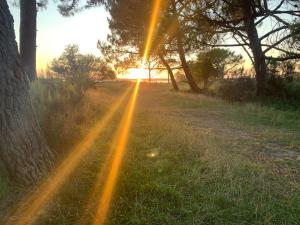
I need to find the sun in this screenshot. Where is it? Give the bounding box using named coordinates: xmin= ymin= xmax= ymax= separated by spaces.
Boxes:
xmin=123 ymin=68 xmax=148 ymax=80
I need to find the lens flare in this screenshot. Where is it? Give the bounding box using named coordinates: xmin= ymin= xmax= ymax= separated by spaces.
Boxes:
xmin=91 ymin=80 xmax=140 ymax=225
xmin=9 ymin=0 xmax=167 ymax=223
xmin=152 ymin=19 xmax=179 ymax=54
xmin=143 ymin=0 xmax=164 ymax=61
xmin=76 ymin=119 xmax=128 ymax=225
xmin=7 ymin=85 xmax=133 ymax=225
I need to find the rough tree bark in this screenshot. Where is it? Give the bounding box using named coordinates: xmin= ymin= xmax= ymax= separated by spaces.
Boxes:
xmin=0 ymin=0 xmax=53 ymax=185
xmin=158 ymin=53 xmax=179 ymax=91
xmin=20 ymin=0 xmax=37 ymax=81
xmin=242 ymin=0 xmax=267 ymax=96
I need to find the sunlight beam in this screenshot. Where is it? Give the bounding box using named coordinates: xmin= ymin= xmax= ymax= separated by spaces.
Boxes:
xmin=76 ymin=116 xmax=128 ymax=225
xmin=143 ymin=0 xmax=164 ymax=61
xmin=7 ymin=85 xmax=134 ymax=225
xmin=91 ymin=80 xmax=140 ymax=225
xmin=152 ymin=19 xmax=179 ymax=54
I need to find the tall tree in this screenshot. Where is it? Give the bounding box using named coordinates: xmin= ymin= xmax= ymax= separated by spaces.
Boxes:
xmin=103 ymin=0 xmax=180 ymax=87
xmin=168 ymin=0 xmax=201 ymax=92
xmin=106 ymin=0 xmax=187 ymax=90
xmin=17 ymin=0 xmax=95 ymax=81
xmin=0 ymin=0 xmax=53 ymax=185
xmin=195 ymin=0 xmax=300 ymax=95
xmin=19 ymin=0 xmax=37 ymax=81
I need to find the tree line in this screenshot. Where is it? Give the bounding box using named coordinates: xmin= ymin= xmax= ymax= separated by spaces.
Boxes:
xmin=97 ymin=0 xmax=300 ymax=95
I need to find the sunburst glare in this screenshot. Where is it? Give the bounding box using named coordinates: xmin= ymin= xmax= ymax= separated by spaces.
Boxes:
xmin=124 ymin=67 xmax=149 ymax=80
xmin=91 ymin=80 xmax=140 ymax=225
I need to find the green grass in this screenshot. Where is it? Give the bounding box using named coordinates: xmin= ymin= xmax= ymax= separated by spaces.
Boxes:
xmin=2 ymin=81 xmax=300 ymax=225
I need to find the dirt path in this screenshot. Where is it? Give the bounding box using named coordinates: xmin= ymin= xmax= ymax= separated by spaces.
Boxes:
xmin=136 ymin=83 xmax=300 ymax=178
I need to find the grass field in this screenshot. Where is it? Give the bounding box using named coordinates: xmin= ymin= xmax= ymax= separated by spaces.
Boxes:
xmin=1 ymin=81 xmax=300 ymax=225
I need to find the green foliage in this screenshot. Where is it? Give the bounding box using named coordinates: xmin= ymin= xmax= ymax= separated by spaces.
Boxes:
xmin=290 ymin=20 xmax=300 ymax=51
xmin=191 ymin=48 xmax=243 ymax=89
xmin=281 ymin=61 xmax=296 ymax=76
xmin=265 ymin=76 xmax=286 ymax=98
xmin=267 ymin=59 xmax=297 ymax=77
xmin=206 ymin=75 xmax=300 ymax=107
xmin=218 ymin=77 xmax=256 ymax=101
xmin=49 ymin=44 xmax=116 ymax=81
xmin=285 ymin=81 xmax=300 ymax=100
xmin=30 ymin=78 xmax=96 ymax=153
xmin=265 ymin=76 xmax=300 ymax=102
xmin=98 ymin=1 xmax=166 ymax=76
xmin=50 ymin=44 xmax=80 ymax=77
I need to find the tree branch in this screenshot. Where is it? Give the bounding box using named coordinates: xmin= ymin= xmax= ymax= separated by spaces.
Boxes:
xmin=259 ymin=25 xmax=289 ymax=41
xmin=266 ymin=55 xmax=300 ymax=61
xmin=205 ymin=43 xmax=248 ymax=47
xmin=233 ymin=35 xmax=254 ymax=65
xmin=263 ymin=33 xmax=293 ymax=53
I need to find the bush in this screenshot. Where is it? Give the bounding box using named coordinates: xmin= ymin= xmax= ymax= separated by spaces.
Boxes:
xmin=218 ymin=77 xmax=256 ymax=101
xmin=49 ymin=44 xmax=116 ymax=82
xmin=206 ymin=79 xmax=223 ymax=96
xmin=264 ymin=75 xmax=300 ymax=101
xmin=206 ymin=75 xmax=300 ymax=105
xmin=265 ymin=75 xmax=286 ymax=98
xmin=30 ymin=78 xmax=96 ymax=155
xmin=285 ymin=81 xmax=300 ymax=101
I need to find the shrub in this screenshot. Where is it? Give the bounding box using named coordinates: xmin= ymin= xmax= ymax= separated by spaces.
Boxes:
xmin=265 ymin=75 xmax=300 ymax=101
xmin=30 ymin=78 xmax=97 ymax=155
xmin=207 ymin=75 xmax=300 ymax=105
xmin=265 ymin=75 xmax=286 ymax=98
xmin=218 ymin=77 xmax=256 ymax=101
xmin=206 ymin=79 xmax=223 ymax=96
xmin=285 ymin=81 xmax=300 ymax=101
xmin=49 ymin=44 xmax=116 ymax=82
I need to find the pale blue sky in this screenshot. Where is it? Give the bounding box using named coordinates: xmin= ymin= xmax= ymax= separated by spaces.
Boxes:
xmin=8 ymin=2 xmax=110 ymax=70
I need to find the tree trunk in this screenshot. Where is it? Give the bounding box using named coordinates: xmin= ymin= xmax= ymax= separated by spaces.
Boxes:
xmin=170 ymin=0 xmax=200 ymax=93
xmin=242 ymin=0 xmax=267 ymax=96
xmin=147 ymin=61 xmax=151 ymax=83
xmin=0 ymin=0 xmax=53 ymax=185
xmin=158 ymin=53 xmax=179 ymax=91
xmin=148 ymin=69 xmax=151 ymax=82
xmin=20 ymin=0 xmax=37 ymax=81
xmin=175 ymin=31 xmax=201 ymax=93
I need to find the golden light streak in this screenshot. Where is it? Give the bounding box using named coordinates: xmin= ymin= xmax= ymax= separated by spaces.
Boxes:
xmin=7 ymin=85 xmax=133 ymax=225
xmin=91 ymin=80 xmax=140 ymax=225
xmin=143 ymin=0 xmax=164 ymax=61
xmin=152 ymin=19 xmax=179 ymax=54
xmin=76 ymin=122 xmax=125 ymax=225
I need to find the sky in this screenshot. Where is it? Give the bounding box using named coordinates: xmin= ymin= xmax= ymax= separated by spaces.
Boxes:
xmin=9 ymin=2 xmax=110 ymax=71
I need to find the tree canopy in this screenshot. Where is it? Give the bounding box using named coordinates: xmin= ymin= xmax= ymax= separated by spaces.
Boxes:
xmin=50 ymin=44 xmax=116 ymax=81
xmin=191 ymin=48 xmax=244 ymax=89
